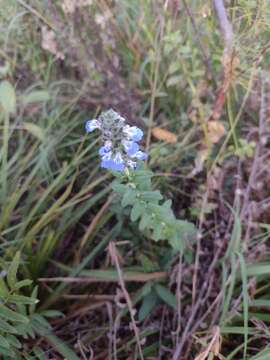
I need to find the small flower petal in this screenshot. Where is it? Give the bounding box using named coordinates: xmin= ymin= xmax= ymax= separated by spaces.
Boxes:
xmin=122 ymin=140 xmax=139 ymax=156
xmin=101 ymin=159 xmax=113 ymax=169
xmin=99 ymin=141 xmax=112 ymax=156
xmin=131 ymin=150 xmax=148 ymax=161
xmin=85 ymin=119 xmax=100 ymax=133
xmin=110 ymin=152 xmax=125 ymax=172
xmin=123 ymin=125 xmax=143 ymax=142
xmin=127 ymin=160 xmax=137 ymax=170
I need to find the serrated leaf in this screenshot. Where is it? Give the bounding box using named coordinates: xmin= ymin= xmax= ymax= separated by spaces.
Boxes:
xmin=169 ymin=232 xmax=185 ymax=252
xmin=177 ymin=220 xmax=196 ymax=239
xmin=130 ymin=202 xmax=144 ymax=222
xmin=0 ymin=305 xmax=29 ymax=323
xmin=23 ymin=123 xmax=45 ymax=141
xmin=111 ymin=182 xmax=127 ymax=194
xmin=0 ymin=80 xmax=16 ymax=114
xmin=121 ymin=189 xmax=136 ymax=207
xmin=152 ymin=224 xmax=163 ymax=241
xmin=141 ymin=191 xmax=163 ymax=202
xmin=155 ymin=284 xmax=177 ymax=310
xmin=139 ymin=213 xmax=152 ymax=231
xmin=7 ymin=251 xmax=20 ymax=289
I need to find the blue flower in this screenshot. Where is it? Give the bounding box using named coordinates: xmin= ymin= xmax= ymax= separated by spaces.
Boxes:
xmin=123 ymin=125 xmax=143 ymax=142
xmin=122 ymin=140 xmax=139 ymax=156
xmin=131 ymin=150 xmax=148 ymax=161
xmin=85 ymin=110 xmax=148 ymax=173
xmin=99 ymin=141 xmax=112 ymax=156
xmin=110 ymin=152 xmax=125 ymax=171
xmin=101 ymin=152 xmax=125 ymax=172
xmin=101 ymin=152 xmax=114 ymax=169
xmin=85 ymin=119 xmax=100 ymax=133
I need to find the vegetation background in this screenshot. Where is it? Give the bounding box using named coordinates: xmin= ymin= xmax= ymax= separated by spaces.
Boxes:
xmin=1 ymin=0 xmax=270 ymax=359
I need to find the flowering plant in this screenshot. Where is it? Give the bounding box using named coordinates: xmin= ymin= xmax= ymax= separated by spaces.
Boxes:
xmin=85 ymin=109 xmax=147 ymax=171
xmin=85 ymin=109 xmax=196 ymax=252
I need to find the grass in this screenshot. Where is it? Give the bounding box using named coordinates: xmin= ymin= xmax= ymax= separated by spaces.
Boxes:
xmin=1 ymin=0 xmax=270 ymax=358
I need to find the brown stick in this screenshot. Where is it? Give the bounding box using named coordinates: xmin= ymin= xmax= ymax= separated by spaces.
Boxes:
xmin=108 ymin=241 xmax=144 ymax=360
xmin=208 ymin=0 xmax=235 ymax=124
xmin=213 ymin=0 xmax=233 ymax=56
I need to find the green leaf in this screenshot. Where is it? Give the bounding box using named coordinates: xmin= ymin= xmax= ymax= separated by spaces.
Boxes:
xmin=40 ymin=310 xmax=64 ymax=318
xmin=112 ymin=182 xmax=127 ymax=194
xmin=6 ymin=294 xmax=38 ymax=305
xmin=30 ymin=286 xmax=38 ymax=314
xmin=0 ymin=305 xmax=29 ymax=323
xmin=7 ymin=251 xmax=20 ymax=289
xmin=238 ymin=252 xmax=248 ymax=359
xmin=0 ymin=345 xmax=14 ymax=357
xmin=43 ymin=334 xmax=80 ymax=360
xmin=246 ymin=263 xmax=270 ymax=277
xmin=139 ymin=291 xmax=158 ymax=321
xmin=5 ymin=334 xmax=21 ymax=349
xmin=138 ymin=254 xmax=159 ymax=272
xmin=22 ymin=90 xmax=50 ymax=104
xmin=139 ymin=213 xmax=152 ymax=231
xmin=13 ymin=279 xmax=32 ymax=290
xmin=140 ymin=282 xmax=153 ymax=297
xmin=130 ymin=202 xmax=144 ymax=222
xmin=0 ymin=318 xmax=18 ymax=334
xmin=0 ymin=277 xmax=9 ymax=297
xmin=249 ymin=347 xmax=270 ymax=360
xmin=0 ymin=80 xmax=16 ymax=114
xmin=152 ymin=224 xmax=163 ymax=241
xmin=33 ymin=346 xmax=47 ymax=360
xmin=121 ymin=189 xmax=136 ymax=207
xmin=31 ymin=314 xmax=51 ymax=333
xmin=140 ymin=191 xmax=163 ymax=202
xmin=169 ymin=232 xmax=184 ymax=252
xmin=249 ymin=299 xmax=270 ymax=307
xmin=0 ymin=334 xmax=10 ymax=349
xmin=155 ymin=284 xmax=177 ymax=310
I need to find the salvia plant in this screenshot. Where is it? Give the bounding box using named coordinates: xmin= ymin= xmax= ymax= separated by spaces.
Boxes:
xmin=85 ymin=109 xmax=196 ymax=252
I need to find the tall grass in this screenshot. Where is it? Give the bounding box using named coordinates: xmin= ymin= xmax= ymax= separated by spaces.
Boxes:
xmin=1 ymin=0 xmax=270 ymax=358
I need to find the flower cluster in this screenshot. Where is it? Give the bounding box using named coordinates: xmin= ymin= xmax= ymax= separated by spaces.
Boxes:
xmin=85 ymin=109 xmax=147 ymax=172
